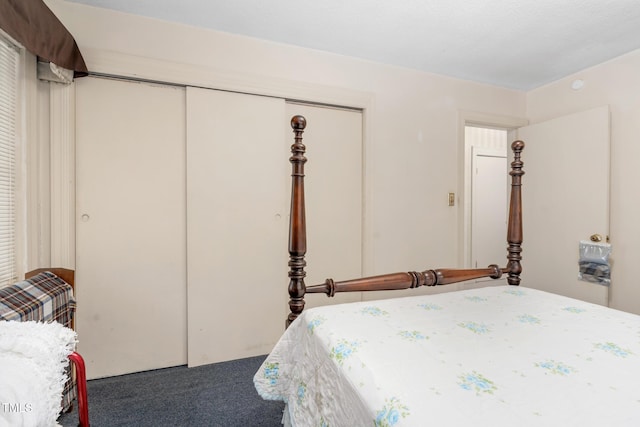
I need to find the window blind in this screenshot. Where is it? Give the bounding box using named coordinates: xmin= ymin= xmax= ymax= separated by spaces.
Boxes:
xmin=0 ymin=34 xmax=19 ymax=286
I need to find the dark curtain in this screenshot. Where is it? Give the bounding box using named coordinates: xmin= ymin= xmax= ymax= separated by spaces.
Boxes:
xmin=0 ymin=0 xmax=88 ymax=77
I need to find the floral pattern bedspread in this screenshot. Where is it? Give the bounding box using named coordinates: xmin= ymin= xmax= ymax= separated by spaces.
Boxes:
xmin=254 ymin=286 xmax=640 ymax=426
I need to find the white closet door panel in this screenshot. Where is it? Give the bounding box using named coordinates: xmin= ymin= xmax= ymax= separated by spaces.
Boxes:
xmin=187 ymin=88 xmax=287 ymax=366
xmin=285 ymin=103 xmax=363 ymax=309
xmin=76 ymin=77 xmax=187 ymax=379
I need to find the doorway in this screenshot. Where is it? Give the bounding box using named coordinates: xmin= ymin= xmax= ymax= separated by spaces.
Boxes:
xmin=465 ymin=126 xmax=508 ymax=275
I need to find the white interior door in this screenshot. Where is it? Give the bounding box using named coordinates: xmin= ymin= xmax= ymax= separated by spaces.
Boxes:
xmin=76 ymin=77 xmax=187 ymax=379
xmin=471 ymin=148 xmax=508 ymax=271
xmin=517 ymin=106 xmax=610 ymax=305
xmin=186 ymin=88 xmax=288 ymax=367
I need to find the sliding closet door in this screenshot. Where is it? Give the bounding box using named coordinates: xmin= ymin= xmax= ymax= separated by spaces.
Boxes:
xmin=187 ymin=92 xmax=365 ymax=365
xmin=285 ymin=103 xmax=363 ymax=309
xmin=76 ymin=77 xmax=187 ymax=379
xmin=186 ymin=88 xmax=288 ymax=367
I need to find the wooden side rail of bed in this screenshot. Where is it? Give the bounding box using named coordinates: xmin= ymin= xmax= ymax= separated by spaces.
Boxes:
xmin=286 ymin=115 xmax=525 ymax=326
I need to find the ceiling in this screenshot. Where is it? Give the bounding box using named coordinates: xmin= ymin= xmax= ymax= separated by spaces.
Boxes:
xmin=65 ymin=0 xmax=640 ymax=90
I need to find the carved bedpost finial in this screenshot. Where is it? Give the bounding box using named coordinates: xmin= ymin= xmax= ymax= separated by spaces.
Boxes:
xmin=507 ymin=140 xmax=525 ymax=285
xmin=291 ymin=115 xmax=306 ymax=132
xmin=287 ymin=115 xmax=308 ymax=327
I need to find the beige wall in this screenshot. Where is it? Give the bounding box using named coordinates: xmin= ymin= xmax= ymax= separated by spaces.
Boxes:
xmin=45 ymin=2 xmax=640 ymax=316
xmin=527 ymin=50 xmax=640 ymax=314
xmin=47 ymin=0 xmax=525 ymax=277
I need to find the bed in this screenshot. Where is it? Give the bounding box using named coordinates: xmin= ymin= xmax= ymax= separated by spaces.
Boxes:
xmin=0 ymin=268 xmax=89 ymax=427
xmin=253 ymin=116 xmax=640 ymax=426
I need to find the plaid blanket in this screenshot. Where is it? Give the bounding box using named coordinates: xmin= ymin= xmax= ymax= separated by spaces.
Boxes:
xmin=0 ymin=271 xmax=77 ymax=411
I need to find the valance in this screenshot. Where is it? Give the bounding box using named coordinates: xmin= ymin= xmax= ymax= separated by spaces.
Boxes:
xmin=0 ymin=0 xmax=88 ymax=77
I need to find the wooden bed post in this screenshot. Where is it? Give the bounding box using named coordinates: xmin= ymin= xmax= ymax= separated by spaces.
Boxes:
xmin=284 ymin=116 xmax=524 ymax=319
xmin=287 ymin=116 xmax=308 ymax=327
xmin=507 ymin=140 xmax=525 ymax=285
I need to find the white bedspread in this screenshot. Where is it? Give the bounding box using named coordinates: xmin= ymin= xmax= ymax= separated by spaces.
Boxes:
xmin=254 ymin=286 xmax=640 ymax=426
xmin=0 ymin=321 xmax=76 ymax=427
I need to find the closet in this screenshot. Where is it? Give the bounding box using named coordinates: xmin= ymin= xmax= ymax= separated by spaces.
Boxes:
xmin=76 ymin=78 xmax=363 ymax=377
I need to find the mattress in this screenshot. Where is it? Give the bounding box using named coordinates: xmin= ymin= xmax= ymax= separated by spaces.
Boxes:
xmin=254 ymin=285 xmax=640 ymax=426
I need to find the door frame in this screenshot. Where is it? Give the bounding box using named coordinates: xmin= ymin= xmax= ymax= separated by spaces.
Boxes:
xmin=458 ymin=111 xmax=528 ymax=268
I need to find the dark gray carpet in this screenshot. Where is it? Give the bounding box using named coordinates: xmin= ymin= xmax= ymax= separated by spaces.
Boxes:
xmin=58 ymin=355 xmax=285 ymax=427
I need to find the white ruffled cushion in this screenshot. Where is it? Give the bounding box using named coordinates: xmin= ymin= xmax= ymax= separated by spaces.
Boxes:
xmin=0 ymin=321 xmax=76 ymax=427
